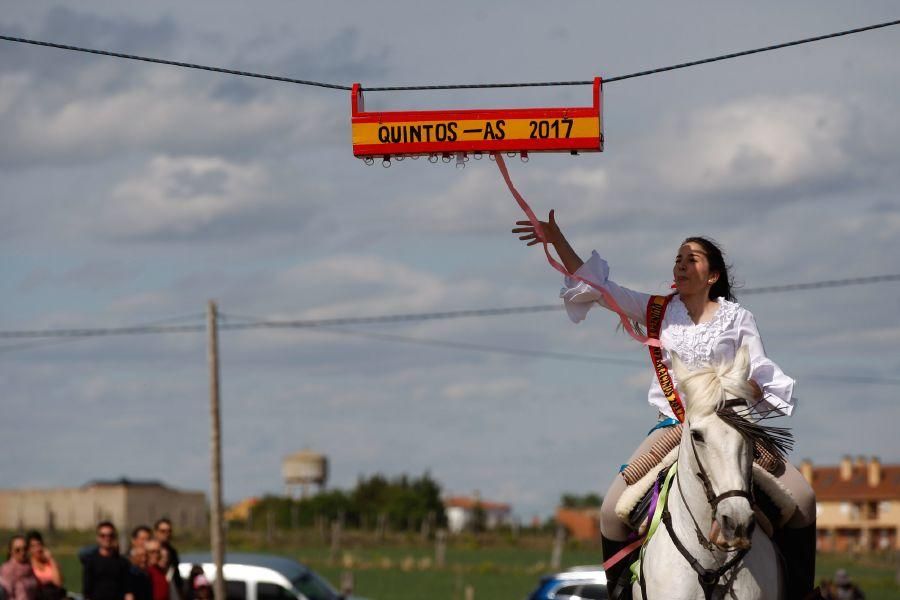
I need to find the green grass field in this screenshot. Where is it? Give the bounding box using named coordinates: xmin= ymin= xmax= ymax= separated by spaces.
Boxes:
xmin=46 ymin=530 xmax=900 ymax=600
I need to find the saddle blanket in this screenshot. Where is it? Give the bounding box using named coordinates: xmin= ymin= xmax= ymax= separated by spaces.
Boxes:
xmin=616 ymin=445 xmax=796 ymax=537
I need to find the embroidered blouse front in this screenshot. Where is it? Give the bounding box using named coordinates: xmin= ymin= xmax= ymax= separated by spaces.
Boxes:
xmin=560 ymin=251 xmax=796 ymax=420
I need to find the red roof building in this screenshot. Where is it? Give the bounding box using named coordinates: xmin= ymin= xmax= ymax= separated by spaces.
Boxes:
xmin=800 ymin=456 xmax=900 ymax=551
xmin=444 ymin=494 xmax=512 ymax=533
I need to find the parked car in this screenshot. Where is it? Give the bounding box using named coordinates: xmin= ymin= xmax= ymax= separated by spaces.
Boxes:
xmin=526 ymin=565 xmax=608 ymax=600
xmin=178 ymin=552 xmax=365 ymax=600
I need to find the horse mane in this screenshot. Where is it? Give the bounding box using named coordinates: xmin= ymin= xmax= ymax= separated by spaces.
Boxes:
xmin=672 ymin=346 xmax=756 ymax=419
xmin=672 ymin=346 xmax=794 ymax=462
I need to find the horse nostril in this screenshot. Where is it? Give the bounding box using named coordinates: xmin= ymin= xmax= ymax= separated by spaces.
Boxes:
xmin=721 ymin=515 xmax=735 ymax=532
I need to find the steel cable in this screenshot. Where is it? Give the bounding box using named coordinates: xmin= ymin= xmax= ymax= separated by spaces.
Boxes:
xmin=2 ymin=18 xmax=898 ymax=91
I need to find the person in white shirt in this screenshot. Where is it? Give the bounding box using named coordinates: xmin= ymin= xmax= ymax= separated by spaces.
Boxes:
xmin=514 ymin=210 xmax=816 ymax=599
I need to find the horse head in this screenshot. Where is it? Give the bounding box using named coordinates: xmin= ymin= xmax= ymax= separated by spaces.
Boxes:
xmin=672 ymin=346 xmax=757 ymax=551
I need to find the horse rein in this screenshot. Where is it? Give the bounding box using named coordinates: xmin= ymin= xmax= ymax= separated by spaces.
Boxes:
xmin=641 ymin=409 xmax=755 ymax=599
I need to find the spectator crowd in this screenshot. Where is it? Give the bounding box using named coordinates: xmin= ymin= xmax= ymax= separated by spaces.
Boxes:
xmin=1 ymin=518 xmax=211 ymax=600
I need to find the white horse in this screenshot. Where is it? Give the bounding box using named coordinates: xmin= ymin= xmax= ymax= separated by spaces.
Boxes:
xmin=634 ymin=347 xmax=782 ymax=600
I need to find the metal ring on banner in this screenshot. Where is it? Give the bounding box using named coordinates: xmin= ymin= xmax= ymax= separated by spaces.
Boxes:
xmin=491 ymin=153 xmax=661 ymax=348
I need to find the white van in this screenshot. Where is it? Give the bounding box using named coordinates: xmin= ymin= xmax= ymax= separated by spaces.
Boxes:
xmin=178 ymin=553 xmax=358 ymax=600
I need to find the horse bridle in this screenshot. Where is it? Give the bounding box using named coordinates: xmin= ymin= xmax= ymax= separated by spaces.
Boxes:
xmin=641 ymin=403 xmax=756 ymax=600
xmin=688 ymin=418 xmax=755 ymax=518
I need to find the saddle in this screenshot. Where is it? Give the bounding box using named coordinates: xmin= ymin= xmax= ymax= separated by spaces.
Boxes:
xmin=615 ymin=426 xmax=797 ymax=538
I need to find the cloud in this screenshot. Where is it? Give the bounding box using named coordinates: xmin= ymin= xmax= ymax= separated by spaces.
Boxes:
xmin=93 ymin=155 xmax=270 ymax=239
xmin=655 ymin=94 xmax=854 ymax=196
xmin=0 ymin=11 xmax=382 ymax=169
xmin=0 ymin=69 xmax=336 ymax=168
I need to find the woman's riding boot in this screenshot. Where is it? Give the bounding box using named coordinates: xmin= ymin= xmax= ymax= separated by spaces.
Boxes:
xmin=601 ymin=537 xmax=635 ymax=600
xmin=778 ymin=523 xmax=816 ymax=599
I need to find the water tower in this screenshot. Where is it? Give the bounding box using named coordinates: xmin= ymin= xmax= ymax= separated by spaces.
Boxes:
xmin=282 ymin=450 xmax=328 ymax=499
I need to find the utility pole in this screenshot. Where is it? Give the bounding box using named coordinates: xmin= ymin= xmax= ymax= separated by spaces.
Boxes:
xmin=208 ymin=301 xmax=226 ymax=600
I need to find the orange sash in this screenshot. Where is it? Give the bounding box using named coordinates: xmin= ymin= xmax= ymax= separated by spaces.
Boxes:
xmin=647 ymin=294 xmax=685 ymax=423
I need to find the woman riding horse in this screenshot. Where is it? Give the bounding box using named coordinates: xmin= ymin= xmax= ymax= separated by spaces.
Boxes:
xmin=513 ymin=211 xmax=816 ymax=599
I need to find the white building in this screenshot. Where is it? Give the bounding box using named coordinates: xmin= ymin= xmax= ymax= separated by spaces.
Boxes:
xmin=0 ymin=478 xmax=207 ymax=531
xmin=445 ymin=495 xmax=511 ymax=533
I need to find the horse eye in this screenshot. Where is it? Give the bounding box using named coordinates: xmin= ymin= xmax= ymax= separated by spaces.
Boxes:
xmin=691 ymin=430 xmax=705 ymax=443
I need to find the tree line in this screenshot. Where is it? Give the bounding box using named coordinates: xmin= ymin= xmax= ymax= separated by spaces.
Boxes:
xmin=242 ymin=473 xmax=446 ymax=532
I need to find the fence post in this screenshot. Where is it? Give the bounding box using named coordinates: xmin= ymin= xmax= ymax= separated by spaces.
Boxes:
xmin=435 ymin=529 xmax=447 ymax=568
xmin=329 ymin=519 xmax=342 ymax=564
xmin=550 ymin=524 xmax=565 ymax=570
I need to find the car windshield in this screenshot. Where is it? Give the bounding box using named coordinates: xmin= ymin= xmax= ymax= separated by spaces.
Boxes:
xmin=291 ymin=572 xmax=339 ymax=600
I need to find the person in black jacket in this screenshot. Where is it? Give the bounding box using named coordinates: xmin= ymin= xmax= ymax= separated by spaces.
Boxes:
xmin=82 ymin=522 xmax=132 ymax=600
xmin=126 ymin=548 xmax=151 ymax=600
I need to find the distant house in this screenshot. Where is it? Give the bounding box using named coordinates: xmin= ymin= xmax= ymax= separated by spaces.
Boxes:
xmin=0 ymin=478 xmax=206 ymax=532
xmin=225 ymin=497 xmax=260 ymax=522
xmin=444 ymin=495 xmax=511 ymax=533
xmin=556 ymin=507 xmax=601 ymax=541
xmin=801 ymin=456 xmax=900 ymax=551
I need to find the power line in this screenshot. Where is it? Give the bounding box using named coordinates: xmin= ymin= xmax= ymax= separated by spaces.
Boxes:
xmin=0 ymin=35 xmax=351 ymax=90
xmin=740 ymin=273 xmax=900 ymax=295
xmin=0 ymin=272 xmax=897 ymax=341
xmin=249 ymin=327 xmax=900 ymax=385
xmin=6 ymin=317 xmax=896 ymax=386
xmin=308 ymin=326 xmax=645 ymax=366
xmin=2 ymin=18 xmax=899 ymax=91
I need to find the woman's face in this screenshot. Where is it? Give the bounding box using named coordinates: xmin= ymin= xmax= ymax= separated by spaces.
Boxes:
xmin=673 ymin=242 xmax=717 ymax=297
xmin=27 ymin=539 xmax=44 ymax=561
xmin=10 ymin=539 xmax=28 ymax=564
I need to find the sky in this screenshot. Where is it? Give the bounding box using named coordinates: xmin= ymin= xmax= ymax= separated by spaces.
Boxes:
xmin=2 ymin=1 xmax=899 ymax=521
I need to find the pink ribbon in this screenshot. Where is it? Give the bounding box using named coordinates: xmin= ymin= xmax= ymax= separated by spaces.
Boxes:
xmin=493 ymin=153 xmax=661 ymax=347
xmin=601 ymin=536 xmax=645 ymax=571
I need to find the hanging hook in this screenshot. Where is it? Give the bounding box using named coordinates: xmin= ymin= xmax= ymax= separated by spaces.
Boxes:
xmin=455 ymin=152 xmax=466 ymax=169
xmin=520 ymin=151 xmax=529 ymax=163
xmin=395 ymin=155 xmax=405 ymax=162
xmin=488 ymin=153 xmax=496 ymax=161
xmin=506 ymin=152 xmax=516 ymax=158
xmin=474 ymin=152 xmax=483 ymax=160
xmin=441 ymin=154 xmax=452 ymax=163
xmin=363 ymin=157 xmax=374 ymax=166
xmin=382 ymin=157 xmax=391 ymax=168
xmin=428 ymin=154 xmax=438 ymax=164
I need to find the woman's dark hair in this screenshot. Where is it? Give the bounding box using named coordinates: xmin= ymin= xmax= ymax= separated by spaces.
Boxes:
xmin=25 ymin=530 xmax=43 ymax=546
xmin=682 ymin=236 xmax=736 ymax=301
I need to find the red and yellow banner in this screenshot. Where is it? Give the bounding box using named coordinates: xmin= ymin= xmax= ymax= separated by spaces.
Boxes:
xmin=351 ymin=78 xmax=603 ymax=158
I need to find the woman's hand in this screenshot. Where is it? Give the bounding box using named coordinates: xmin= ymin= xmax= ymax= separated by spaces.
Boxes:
xmin=511 ymin=210 xmax=584 ymax=273
xmin=512 ymin=209 xmax=562 ymax=246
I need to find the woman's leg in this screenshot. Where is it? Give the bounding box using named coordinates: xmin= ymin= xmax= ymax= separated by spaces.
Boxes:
xmin=775 ymin=460 xmax=817 ymax=598
xmin=600 ymin=425 xmax=676 ymax=600
xmin=600 ymin=426 xmax=675 ymax=542
xmin=777 ymin=460 xmax=817 ymax=527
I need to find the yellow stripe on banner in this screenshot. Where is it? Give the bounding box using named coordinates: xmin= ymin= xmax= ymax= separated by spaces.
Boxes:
xmin=352 ymin=117 xmax=599 ymax=146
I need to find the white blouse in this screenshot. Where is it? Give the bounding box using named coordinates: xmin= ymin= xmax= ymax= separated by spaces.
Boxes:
xmin=560 ymin=251 xmax=796 ymax=420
